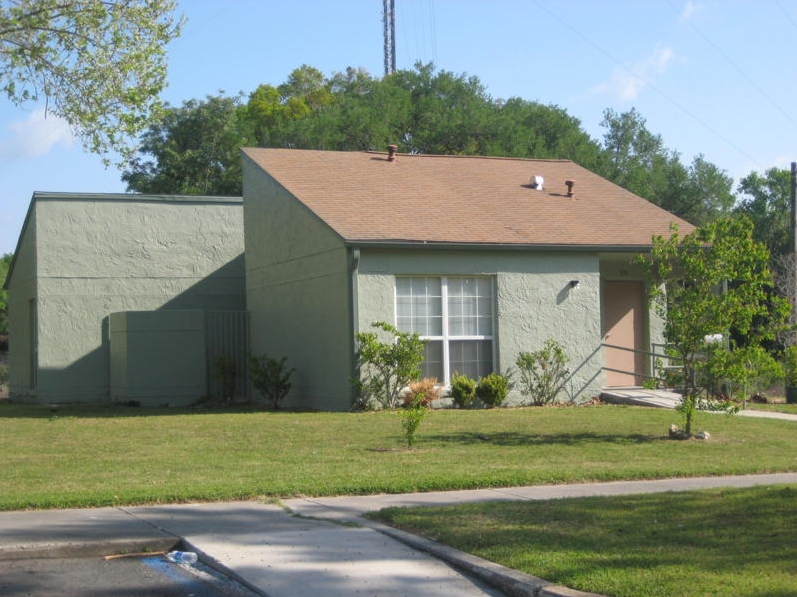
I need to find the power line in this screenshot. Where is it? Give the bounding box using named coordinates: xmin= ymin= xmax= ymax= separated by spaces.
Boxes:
xmin=532 ymin=0 xmax=766 ymax=170
xmin=665 ymin=0 xmax=797 ymax=132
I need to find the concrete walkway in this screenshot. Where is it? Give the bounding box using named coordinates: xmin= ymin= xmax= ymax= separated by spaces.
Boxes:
xmin=601 ymin=387 xmax=797 ymax=421
xmin=4 ymin=470 xmax=797 ymax=597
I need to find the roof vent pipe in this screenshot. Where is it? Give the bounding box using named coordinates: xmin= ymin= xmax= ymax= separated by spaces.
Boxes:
xmin=565 ymin=180 xmax=575 ymax=197
xmin=387 ymin=144 xmax=398 ymax=161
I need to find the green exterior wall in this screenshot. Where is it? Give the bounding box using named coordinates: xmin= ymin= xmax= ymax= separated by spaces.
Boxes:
xmin=109 ymin=310 xmax=206 ymax=406
xmin=5 ymin=194 xmax=245 ymax=404
xmin=243 ymin=157 xmax=353 ymax=410
xmin=357 ymin=248 xmax=656 ymax=403
xmin=356 ymin=249 xmax=603 ymax=402
xmin=6 ymin=210 xmax=37 ymax=400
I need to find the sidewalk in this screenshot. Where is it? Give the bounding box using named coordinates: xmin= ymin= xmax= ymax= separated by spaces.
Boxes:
xmin=3 ymin=472 xmax=797 ymax=597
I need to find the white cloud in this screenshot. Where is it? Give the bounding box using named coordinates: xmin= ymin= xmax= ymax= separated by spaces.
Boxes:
xmin=0 ymin=108 xmax=74 ymax=159
xmin=680 ymin=0 xmax=702 ymax=21
xmin=592 ymin=46 xmax=675 ymax=101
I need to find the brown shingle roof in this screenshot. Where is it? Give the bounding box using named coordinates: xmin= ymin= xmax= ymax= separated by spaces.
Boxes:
xmin=242 ymin=148 xmax=695 ymax=247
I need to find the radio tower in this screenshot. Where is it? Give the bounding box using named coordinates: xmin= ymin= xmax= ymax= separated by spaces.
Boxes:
xmin=383 ymin=0 xmax=396 ymax=76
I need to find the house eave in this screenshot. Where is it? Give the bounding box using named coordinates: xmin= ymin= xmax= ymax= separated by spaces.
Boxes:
xmin=344 ymin=239 xmax=654 ymax=253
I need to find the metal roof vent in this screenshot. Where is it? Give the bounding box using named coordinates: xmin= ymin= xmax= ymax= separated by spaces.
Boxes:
xmin=387 ymin=144 xmax=398 ymax=161
xmin=529 ymin=175 xmax=544 ymax=190
xmin=565 ymin=179 xmax=575 ymax=197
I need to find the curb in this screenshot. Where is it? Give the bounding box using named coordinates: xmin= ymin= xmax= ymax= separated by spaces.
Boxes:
xmin=365 ymin=519 xmax=606 ymax=597
xmin=0 ymin=536 xmax=177 ymax=561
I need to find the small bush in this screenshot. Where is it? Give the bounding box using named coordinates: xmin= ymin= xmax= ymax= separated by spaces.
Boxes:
xmin=449 ymin=372 xmax=476 ymax=408
xmin=516 ymin=339 xmax=570 ymax=406
xmin=248 ymin=354 xmax=296 ymax=409
xmin=353 ymin=321 xmax=425 ymax=410
xmin=0 ymin=362 xmax=8 ymax=389
xmin=211 ymin=354 xmax=237 ymax=402
xmin=403 ymin=378 xmax=440 ymax=407
xmin=400 ymin=394 xmax=428 ymax=449
xmin=476 ymin=372 xmax=510 ymax=408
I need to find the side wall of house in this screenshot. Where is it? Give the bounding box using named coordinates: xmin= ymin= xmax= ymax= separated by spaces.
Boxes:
xmin=356 ymin=249 xmax=605 ymax=403
xmin=23 ymin=196 xmax=245 ymax=403
xmin=6 ymin=205 xmax=38 ymax=400
xmin=243 ymin=159 xmax=353 ymax=411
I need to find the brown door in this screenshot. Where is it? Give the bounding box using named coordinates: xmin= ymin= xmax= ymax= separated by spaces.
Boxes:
xmin=603 ymin=281 xmax=645 ymax=386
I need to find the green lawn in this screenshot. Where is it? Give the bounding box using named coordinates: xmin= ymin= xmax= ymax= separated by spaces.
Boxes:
xmin=2 ymin=401 xmax=797 ymax=510
xmin=747 ymin=401 xmax=797 ymax=415
xmin=3 ymin=400 xmax=797 ymax=596
xmin=370 ymin=485 xmax=797 ymax=597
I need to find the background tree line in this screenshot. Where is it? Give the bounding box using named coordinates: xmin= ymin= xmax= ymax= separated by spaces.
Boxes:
xmin=2 ymin=62 xmax=791 ymax=337
xmin=122 ymin=63 xmax=789 ymax=262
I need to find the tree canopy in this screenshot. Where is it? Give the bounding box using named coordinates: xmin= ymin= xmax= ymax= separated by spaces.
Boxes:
xmin=0 ymin=0 xmax=183 ymax=162
xmin=124 ymin=61 xmax=742 ymax=233
xmin=122 ymin=94 xmax=253 ymax=195
xmin=734 ymin=167 xmax=793 ymax=258
xmin=637 ymin=217 xmax=788 ymax=434
xmin=0 ymin=252 xmax=11 ymax=333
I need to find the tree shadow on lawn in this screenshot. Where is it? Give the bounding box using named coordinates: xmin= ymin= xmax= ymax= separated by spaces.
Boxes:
xmin=425 ymin=431 xmax=663 ymax=446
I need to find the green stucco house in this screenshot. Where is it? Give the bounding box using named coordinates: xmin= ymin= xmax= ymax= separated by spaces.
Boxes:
xmin=4 ymin=193 xmax=246 ymax=405
xmin=241 ymin=148 xmax=694 ymax=411
xmin=4 ymin=149 xmax=693 ymax=410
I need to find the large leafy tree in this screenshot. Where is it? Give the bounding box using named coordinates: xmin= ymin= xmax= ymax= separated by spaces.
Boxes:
xmin=599 ymin=107 xmax=669 ymax=199
xmin=0 ymin=0 xmax=183 ymax=162
xmin=637 ymin=217 xmax=788 ymax=435
xmin=123 ymin=94 xmax=253 ymax=195
xmin=0 ymin=252 xmax=11 ymax=333
xmin=489 ymin=97 xmax=602 ymax=168
xmin=386 ymin=62 xmax=495 ymax=155
xmin=597 ymin=108 xmax=734 ymax=226
xmin=734 ymin=167 xmax=793 ymax=258
xmin=126 ymin=63 xmax=609 ymax=195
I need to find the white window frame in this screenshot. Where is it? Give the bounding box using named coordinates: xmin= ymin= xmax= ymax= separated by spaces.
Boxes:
xmin=394 ymin=275 xmax=495 ymax=384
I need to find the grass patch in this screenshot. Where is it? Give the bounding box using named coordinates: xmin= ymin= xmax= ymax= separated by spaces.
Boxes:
xmin=747 ymin=402 xmax=797 ymax=415
xmin=2 ymin=402 xmax=797 ymax=510
xmin=369 ymin=485 xmax=797 ymax=597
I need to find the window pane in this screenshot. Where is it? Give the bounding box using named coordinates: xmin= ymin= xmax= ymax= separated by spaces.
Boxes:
xmin=421 ymin=341 xmax=444 ymax=381
xmin=396 ymin=277 xmax=442 ymax=335
xmin=447 ymin=277 xmax=493 ymax=337
xmin=449 ymin=340 xmax=492 ymax=379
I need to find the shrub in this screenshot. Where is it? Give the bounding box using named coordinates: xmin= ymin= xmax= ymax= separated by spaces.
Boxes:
xmin=449 ymin=372 xmax=476 ymax=408
xmin=354 ymin=321 xmax=425 ymax=410
xmin=476 ymin=372 xmax=510 ymax=408
xmin=516 ymin=339 xmax=570 ymax=406
xmin=0 ymin=362 xmax=8 ymax=389
xmin=400 ymin=394 xmax=428 ymax=449
xmin=403 ymin=378 xmax=440 ymax=407
xmin=248 ymin=354 xmax=296 ymax=409
xmin=211 ymin=354 xmax=237 ymax=402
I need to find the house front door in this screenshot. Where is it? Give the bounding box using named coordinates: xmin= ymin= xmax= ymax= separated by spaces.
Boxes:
xmin=603 ymin=281 xmax=645 ymax=386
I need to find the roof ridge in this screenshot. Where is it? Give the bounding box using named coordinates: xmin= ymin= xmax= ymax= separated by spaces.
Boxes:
xmin=361 ymin=150 xmax=573 ymax=164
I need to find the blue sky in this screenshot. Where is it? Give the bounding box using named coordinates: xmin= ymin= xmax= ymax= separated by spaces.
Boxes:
xmin=2 ymin=0 xmax=796 ymax=254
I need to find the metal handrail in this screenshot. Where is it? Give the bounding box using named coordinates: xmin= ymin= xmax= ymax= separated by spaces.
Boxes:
xmin=601 ymin=342 xmax=684 ymax=384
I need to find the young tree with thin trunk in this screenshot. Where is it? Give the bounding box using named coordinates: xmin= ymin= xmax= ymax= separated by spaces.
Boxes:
xmin=637 ymin=216 xmax=788 ymax=435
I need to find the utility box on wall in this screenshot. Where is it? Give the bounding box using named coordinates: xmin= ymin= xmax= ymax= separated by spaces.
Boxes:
xmin=109 ymin=310 xmax=206 ymax=406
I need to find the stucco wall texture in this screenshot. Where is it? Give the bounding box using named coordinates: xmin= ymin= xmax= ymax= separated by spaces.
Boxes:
xmin=6 ymin=194 xmax=245 ymax=403
xmin=357 ymin=249 xmax=606 ymax=405
xmin=243 ymin=157 xmax=354 ymax=411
